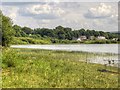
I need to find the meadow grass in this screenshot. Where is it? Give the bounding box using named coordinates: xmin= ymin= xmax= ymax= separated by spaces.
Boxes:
xmin=2 ymin=48 xmax=119 ymax=88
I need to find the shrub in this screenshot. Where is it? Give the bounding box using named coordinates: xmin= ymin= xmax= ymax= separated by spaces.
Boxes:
xmin=12 ymin=37 xmax=51 ymax=45
xmin=106 ymin=40 xmax=111 ymax=44
xmin=2 ymin=48 xmax=19 ymax=68
xmin=94 ymin=40 xmax=106 ymax=44
xmin=111 ymin=40 xmax=117 ymax=44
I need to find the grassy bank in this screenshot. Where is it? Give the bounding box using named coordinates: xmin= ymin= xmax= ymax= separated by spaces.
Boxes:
xmin=2 ymin=48 xmax=119 ymax=88
xmin=11 ymin=37 xmax=52 ymax=45
xmin=11 ymin=37 xmax=120 ymax=45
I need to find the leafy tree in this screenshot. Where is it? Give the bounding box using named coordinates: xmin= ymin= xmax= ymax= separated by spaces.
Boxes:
xmin=22 ymin=27 xmax=33 ymax=35
xmin=57 ymin=30 xmax=66 ymax=39
xmin=55 ymin=26 xmax=64 ymax=31
xmin=93 ymin=31 xmax=100 ymax=37
xmin=0 ymin=11 xmax=2 ymax=45
xmin=64 ymin=28 xmax=73 ymax=40
xmin=34 ymin=28 xmax=55 ymax=38
xmin=1 ymin=12 xmax=15 ymax=47
xmin=79 ymin=28 xmax=86 ymax=36
xmin=13 ymin=25 xmax=27 ymax=37
xmin=85 ymin=30 xmax=91 ymax=39
xmin=73 ymin=30 xmax=79 ymax=38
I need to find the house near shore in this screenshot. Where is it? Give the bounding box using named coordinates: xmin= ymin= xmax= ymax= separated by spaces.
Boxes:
xmin=77 ymin=36 xmax=87 ymax=41
xmin=97 ymin=36 xmax=106 ymax=40
xmin=112 ymin=38 xmax=118 ymax=41
xmin=77 ymin=38 xmax=81 ymax=41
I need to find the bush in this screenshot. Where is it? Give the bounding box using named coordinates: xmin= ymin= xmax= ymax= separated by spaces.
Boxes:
xmin=12 ymin=37 xmax=51 ymax=45
xmin=51 ymin=39 xmax=59 ymax=43
xmin=94 ymin=40 xmax=106 ymax=44
xmin=111 ymin=40 xmax=117 ymax=44
xmin=106 ymin=40 xmax=111 ymax=44
xmin=2 ymin=48 xmax=19 ymax=68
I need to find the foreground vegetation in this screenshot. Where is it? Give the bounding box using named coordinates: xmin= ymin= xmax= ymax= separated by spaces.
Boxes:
xmin=2 ymin=48 xmax=119 ymax=88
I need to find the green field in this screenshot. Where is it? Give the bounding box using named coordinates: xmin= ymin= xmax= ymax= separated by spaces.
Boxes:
xmin=2 ymin=48 xmax=119 ymax=88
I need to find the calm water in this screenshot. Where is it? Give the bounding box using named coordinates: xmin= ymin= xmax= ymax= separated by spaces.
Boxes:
xmin=11 ymin=44 xmax=119 ymax=54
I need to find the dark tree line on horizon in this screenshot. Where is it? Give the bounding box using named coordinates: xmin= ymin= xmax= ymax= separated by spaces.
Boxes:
xmin=13 ymin=25 xmax=119 ymax=40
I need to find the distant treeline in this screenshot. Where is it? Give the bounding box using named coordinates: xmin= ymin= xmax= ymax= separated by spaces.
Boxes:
xmin=13 ymin=25 xmax=119 ymax=40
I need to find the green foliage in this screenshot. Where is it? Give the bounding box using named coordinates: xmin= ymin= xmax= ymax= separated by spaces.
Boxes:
xmin=51 ymin=38 xmax=60 ymax=43
xmin=12 ymin=37 xmax=51 ymax=45
xmin=0 ymin=11 xmax=2 ymax=45
xmin=13 ymin=25 xmax=27 ymax=37
xmin=83 ymin=40 xmax=119 ymax=44
xmin=33 ymin=26 xmax=118 ymax=42
xmin=2 ymin=48 xmax=19 ymax=68
xmin=2 ymin=48 xmax=118 ymax=88
xmin=1 ymin=11 xmax=15 ymax=47
xmin=22 ymin=26 xmax=33 ymax=35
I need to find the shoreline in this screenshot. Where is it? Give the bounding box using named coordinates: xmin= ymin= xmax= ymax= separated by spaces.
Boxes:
xmin=11 ymin=47 xmax=119 ymax=67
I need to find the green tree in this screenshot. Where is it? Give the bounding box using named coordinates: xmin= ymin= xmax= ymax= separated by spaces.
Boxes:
xmin=13 ymin=25 xmax=27 ymax=37
xmin=1 ymin=12 xmax=15 ymax=47
xmin=85 ymin=30 xmax=91 ymax=39
xmin=22 ymin=27 xmax=33 ymax=35
xmin=0 ymin=11 xmax=2 ymax=45
xmin=34 ymin=28 xmax=55 ymax=38
xmin=64 ymin=28 xmax=73 ymax=40
xmin=55 ymin=26 xmax=66 ymax=39
xmin=79 ymin=28 xmax=86 ymax=36
xmin=73 ymin=30 xmax=79 ymax=38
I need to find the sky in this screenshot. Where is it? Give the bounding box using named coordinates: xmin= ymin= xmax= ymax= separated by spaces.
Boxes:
xmin=1 ymin=0 xmax=119 ymax=32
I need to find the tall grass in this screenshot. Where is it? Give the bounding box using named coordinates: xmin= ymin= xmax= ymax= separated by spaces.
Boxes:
xmin=2 ymin=48 xmax=119 ymax=88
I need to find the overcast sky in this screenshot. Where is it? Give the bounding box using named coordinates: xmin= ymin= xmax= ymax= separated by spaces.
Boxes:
xmin=1 ymin=0 xmax=119 ymax=32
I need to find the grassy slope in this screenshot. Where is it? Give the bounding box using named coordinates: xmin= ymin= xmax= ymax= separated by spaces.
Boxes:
xmin=2 ymin=48 xmax=119 ymax=88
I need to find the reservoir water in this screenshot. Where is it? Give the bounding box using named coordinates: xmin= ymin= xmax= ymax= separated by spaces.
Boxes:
xmin=11 ymin=44 xmax=119 ymax=54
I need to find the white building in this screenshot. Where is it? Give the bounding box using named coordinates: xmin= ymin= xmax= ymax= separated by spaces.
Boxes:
xmin=97 ymin=36 xmax=106 ymax=40
xmin=77 ymin=38 xmax=81 ymax=41
xmin=77 ymin=36 xmax=87 ymax=41
xmin=112 ymin=38 xmax=118 ymax=41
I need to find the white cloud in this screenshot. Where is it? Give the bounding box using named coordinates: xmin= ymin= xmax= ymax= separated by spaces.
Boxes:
xmin=9 ymin=13 xmax=16 ymax=19
xmin=85 ymin=3 xmax=114 ymax=19
xmin=27 ymin=5 xmax=51 ymax=14
xmin=2 ymin=6 xmax=19 ymax=22
xmin=19 ymin=4 xmax=66 ymax=19
xmin=41 ymin=19 xmax=50 ymax=23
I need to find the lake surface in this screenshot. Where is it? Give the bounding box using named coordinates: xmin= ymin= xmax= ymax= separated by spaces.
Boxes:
xmin=11 ymin=44 xmax=119 ymax=54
